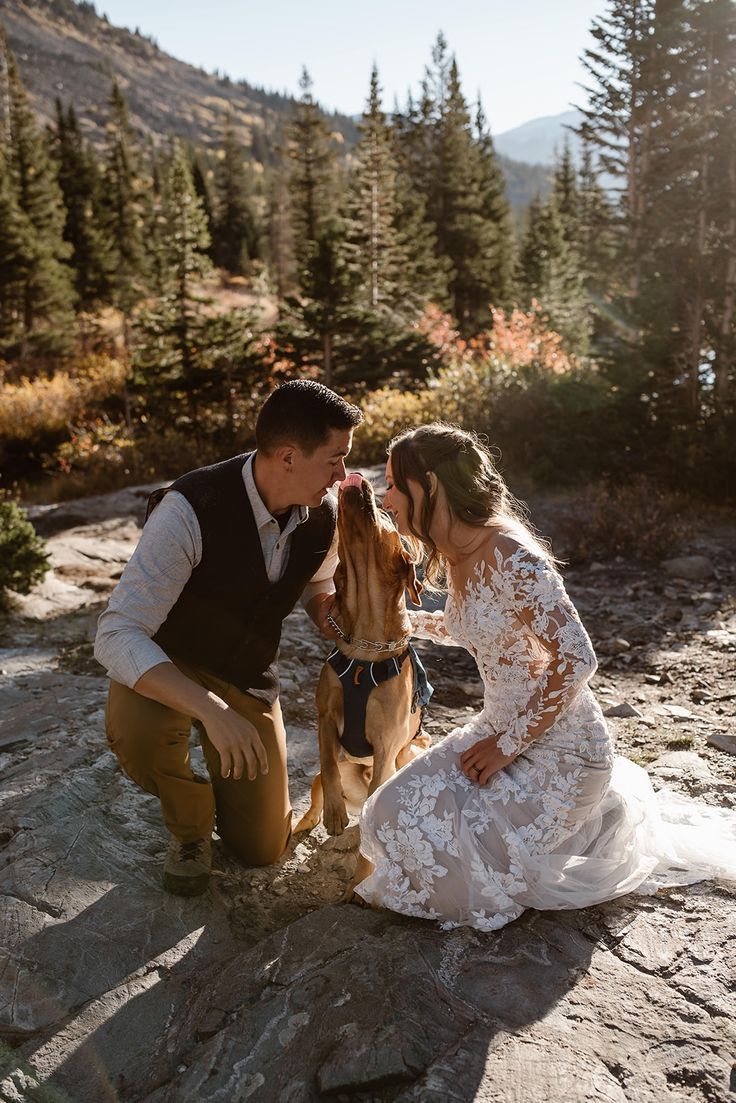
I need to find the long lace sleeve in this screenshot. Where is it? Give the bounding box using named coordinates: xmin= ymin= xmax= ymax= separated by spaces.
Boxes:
xmin=408 ymin=608 xmax=459 ymax=647
xmin=495 ymin=547 xmax=598 ymax=758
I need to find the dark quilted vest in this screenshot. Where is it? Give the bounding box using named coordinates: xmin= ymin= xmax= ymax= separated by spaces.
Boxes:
xmin=148 ymin=453 xmax=336 ymax=703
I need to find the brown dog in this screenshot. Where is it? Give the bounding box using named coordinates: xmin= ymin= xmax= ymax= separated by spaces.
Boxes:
xmin=294 ymin=473 xmax=430 ymax=892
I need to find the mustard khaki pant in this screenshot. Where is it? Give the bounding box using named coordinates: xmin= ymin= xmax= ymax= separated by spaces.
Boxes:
xmin=105 ymin=661 xmax=292 ymax=866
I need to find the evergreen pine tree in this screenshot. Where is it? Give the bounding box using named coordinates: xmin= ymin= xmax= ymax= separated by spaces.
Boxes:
xmin=190 ymin=150 xmax=215 ymax=251
xmin=575 ymin=0 xmax=735 ymax=443
xmin=475 ymin=97 xmax=515 ymax=307
xmin=576 ymin=142 xmax=617 ymax=288
xmin=211 ymin=117 xmax=259 ymax=274
xmin=391 ymin=90 xmax=450 ymax=309
xmin=434 ymin=59 xmax=500 ymax=331
xmin=101 ymin=80 xmax=146 ymax=340
xmin=576 ymin=0 xmax=659 ymax=292
xmin=0 ymin=148 xmax=34 ymax=354
xmin=517 ymin=195 xmax=591 ymax=354
xmin=516 ymin=196 xmax=547 ymax=298
xmin=277 ymin=226 xmax=440 ymax=390
xmin=0 ymin=28 xmax=75 ymax=358
xmin=392 ymin=168 xmax=450 ymax=310
xmin=343 ymin=65 xmax=406 ymax=311
xmin=0 ymin=499 xmax=50 ymax=602
xmin=51 ymin=99 xmax=113 ymax=312
xmin=133 ymin=143 xmax=213 ymax=425
xmin=265 ymin=136 xmax=296 ymax=299
xmin=402 ymin=36 xmax=515 ymax=332
xmin=551 ymin=140 xmax=579 ymax=243
xmin=650 ymin=0 xmax=736 ymax=417
xmin=287 ymin=68 xmax=340 ymax=274
xmin=277 ymin=226 xmax=358 ymax=387
xmin=145 ymin=148 xmax=169 ymax=301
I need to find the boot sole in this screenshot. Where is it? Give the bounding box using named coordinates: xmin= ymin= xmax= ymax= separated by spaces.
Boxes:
xmin=162 ymin=871 xmax=210 ymax=896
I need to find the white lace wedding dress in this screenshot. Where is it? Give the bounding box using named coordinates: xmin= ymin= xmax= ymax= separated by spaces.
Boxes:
xmin=356 ymin=538 xmax=736 ymax=931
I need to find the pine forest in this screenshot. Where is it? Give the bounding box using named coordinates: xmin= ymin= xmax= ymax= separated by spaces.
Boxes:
xmin=0 ymin=2 xmax=734 ymax=503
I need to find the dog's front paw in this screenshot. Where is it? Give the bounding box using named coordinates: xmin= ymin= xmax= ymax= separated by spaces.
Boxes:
xmin=293 ymin=809 xmax=320 ymax=834
xmin=323 ymin=799 xmax=349 ymax=836
xmin=344 ymin=854 xmax=373 ymax=902
xmin=343 ymin=885 xmax=371 ymax=906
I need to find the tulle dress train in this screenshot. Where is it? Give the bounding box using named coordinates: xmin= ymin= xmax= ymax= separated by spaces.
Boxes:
xmin=355 ymin=541 xmax=736 ymax=931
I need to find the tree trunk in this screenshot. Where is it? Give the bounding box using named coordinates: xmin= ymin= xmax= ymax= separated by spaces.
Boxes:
xmin=714 ymin=145 xmax=736 ymax=414
xmin=370 ymin=170 xmax=379 ymax=309
xmin=683 ymin=28 xmax=714 ymax=415
xmin=323 ymin=330 xmax=332 ymax=388
xmin=121 ymin=312 xmax=133 ymax=430
xmin=225 ymin=361 xmax=234 ymax=444
xmin=627 ymin=0 xmax=657 ymax=296
xmin=0 ymin=40 xmax=10 ymax=146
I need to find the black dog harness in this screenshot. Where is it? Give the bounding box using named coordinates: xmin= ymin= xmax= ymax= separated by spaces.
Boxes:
xmin=327 ymin=645 xmax=434 ymax=759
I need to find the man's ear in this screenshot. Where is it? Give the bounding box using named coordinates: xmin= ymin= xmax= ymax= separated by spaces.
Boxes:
xmin=274 ymin=444 xmax=296 ymax=470
xmin=405 ymin=557 xmax=424 ymax=606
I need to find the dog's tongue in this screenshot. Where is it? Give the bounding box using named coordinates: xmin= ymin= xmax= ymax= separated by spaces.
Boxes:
xmin=341 ymin=472 xmax=364 ymax=490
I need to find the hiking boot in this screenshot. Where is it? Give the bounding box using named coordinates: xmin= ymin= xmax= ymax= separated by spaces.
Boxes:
xmin=162 ymin=836 xmax=212 ymax=896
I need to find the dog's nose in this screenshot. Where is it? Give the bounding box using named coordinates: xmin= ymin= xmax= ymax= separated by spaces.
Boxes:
xmin=340 ymin=473 xmax=364 ymax=491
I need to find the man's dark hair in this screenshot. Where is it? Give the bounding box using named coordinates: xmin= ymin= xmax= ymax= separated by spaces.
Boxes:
xmin=256 ymin=380 xmax=363 ymax=455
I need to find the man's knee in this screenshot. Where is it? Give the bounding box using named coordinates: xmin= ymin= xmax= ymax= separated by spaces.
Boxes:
xmin=219 ymin=820 xmax=291 ymax=868
xmin=105 ymin=682 xmax=191 ymax=786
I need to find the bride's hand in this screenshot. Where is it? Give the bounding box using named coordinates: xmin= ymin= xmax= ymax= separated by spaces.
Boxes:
xmin=460 ymin=735 xmax=515 ymax=785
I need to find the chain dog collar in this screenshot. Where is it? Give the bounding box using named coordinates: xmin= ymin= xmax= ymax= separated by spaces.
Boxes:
xmin=326 ymin=611 xmax=410 ymax=654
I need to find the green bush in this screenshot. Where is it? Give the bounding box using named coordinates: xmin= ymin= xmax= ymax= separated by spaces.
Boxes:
xmin=0 ymin=499 xmax=50 ymax=600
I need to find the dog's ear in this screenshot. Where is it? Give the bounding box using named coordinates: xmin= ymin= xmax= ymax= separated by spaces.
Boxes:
xmin=404 ymin=557 xmax=424 ymax=606
xmin=334 ymin=556 xmax=346 ymax=592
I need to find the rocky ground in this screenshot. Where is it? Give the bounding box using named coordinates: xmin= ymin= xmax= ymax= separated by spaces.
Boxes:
xmin=0 ymin=478 xmax=734 ymax=1103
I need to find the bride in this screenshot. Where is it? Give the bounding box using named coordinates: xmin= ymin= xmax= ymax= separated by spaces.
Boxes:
xmin=355 ymin=423 xmax=736 ymax=930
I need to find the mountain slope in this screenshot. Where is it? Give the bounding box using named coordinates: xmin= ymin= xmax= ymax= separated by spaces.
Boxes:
xmin=495 ymin=110 xmax=584 ymax=166
xmin=1 ymin=0 xmax=550 ymax=209
xmin=0 ymin=0 xmax=359 ymax=154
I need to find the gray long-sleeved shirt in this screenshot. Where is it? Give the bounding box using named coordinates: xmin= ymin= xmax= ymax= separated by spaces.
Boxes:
xmin=94 ymin=453 xmax=338 ymax=688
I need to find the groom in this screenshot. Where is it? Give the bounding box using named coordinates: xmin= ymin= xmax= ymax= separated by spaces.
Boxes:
xmin=94 ymin=380 xmax=363 ymax=895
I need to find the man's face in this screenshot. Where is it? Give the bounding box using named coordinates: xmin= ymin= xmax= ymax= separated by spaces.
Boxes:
xmin=290 ymin=428 xmax=353 ymax=507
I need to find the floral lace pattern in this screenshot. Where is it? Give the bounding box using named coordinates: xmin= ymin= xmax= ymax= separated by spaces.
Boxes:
xmin=356 ymin=538 xmax=617 ymax=931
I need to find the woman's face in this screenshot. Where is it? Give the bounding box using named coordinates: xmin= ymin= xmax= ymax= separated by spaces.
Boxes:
xmin=383 ymin=456 xmax=425 ymax=536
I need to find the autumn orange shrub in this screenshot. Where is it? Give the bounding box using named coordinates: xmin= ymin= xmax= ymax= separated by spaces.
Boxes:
xmin=0 ymin=354 xmax=128 ymax=444
xmin=352 ymin=304 xmax=578 ymax=462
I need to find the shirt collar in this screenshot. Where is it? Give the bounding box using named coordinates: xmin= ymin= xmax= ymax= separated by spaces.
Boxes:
xmin=242 ymin=453 xmax=309 ymax=534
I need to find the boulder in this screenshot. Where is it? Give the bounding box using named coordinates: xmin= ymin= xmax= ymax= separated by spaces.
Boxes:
xmin=661 ymin=556 xmax=715 ymax=581
xmin=603 ymin=702 xmax=644 ymax=719
xmin=707 ymin=732 xmax=736 ymax=756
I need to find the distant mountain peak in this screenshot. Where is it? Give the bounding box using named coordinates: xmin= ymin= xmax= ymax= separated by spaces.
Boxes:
xmin=495 ymin=109 xmax=585 ymax=166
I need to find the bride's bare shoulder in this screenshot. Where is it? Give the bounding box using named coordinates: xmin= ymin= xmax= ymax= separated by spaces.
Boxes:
xmin=483 ymin=528 xmax=535 ymax=567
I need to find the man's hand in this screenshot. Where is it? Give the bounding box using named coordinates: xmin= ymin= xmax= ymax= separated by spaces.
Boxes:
xmin=200 ymin=694 xmax=269 ymax=781
xmin=133 ymin=661 xmax=268 ymax=782
xmin=459 ymin=734 xmax=515 ymax=786
xmin=305 ymin=591 xmax=339 ymax=640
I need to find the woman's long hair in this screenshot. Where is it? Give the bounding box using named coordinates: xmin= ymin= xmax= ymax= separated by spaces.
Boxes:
xmin=388 ymin=422 xmax=560 ymax=590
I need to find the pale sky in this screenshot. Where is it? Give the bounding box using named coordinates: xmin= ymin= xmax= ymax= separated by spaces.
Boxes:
xmin=96 ymin=0 xmax=607 ymax=134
